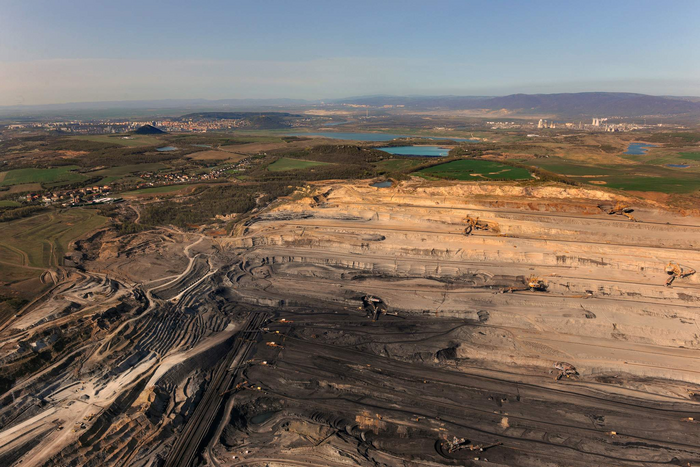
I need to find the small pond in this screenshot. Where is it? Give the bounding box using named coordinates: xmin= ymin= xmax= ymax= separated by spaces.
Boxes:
xmin=378 ymin=145 xmax=449 ymax=157
xmin=624 ymin=143 xmax=657 ymax=155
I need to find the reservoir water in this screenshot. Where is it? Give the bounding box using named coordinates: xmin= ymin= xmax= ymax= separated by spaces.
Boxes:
xmin=378 ymin=146 xmax=449 ymax=157
xmin=289 ymin=132 xmax=478 ymax=142
xmin=624 ymin=143 xmax=657 ymax=155
xmin=371 ymin=180 xmax=393 ymax=188
xmin=156 ymin=146 xmax=178 ymax=152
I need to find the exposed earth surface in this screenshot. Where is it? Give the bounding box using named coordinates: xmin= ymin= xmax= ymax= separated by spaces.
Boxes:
xmin=1 ymin=179 xmax=700 ymax=467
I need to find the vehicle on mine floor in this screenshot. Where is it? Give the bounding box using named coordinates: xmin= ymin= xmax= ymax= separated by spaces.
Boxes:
xmin=463 ymin=215 xmax=499 ymax=235
xmin=600 ymin=202 xmax=637 ymax=222
xmin=554 ymin=362 xmax=578 ymax=381
xmin=443 ymin=436 xmax=503 ymax=453
xmin=362 ymin=295 xmax=388 ymax=320
xmin=665 ymin=261 xmax=696 ymax=287
xmin=527 ymin=275 xmax=548 ymax=291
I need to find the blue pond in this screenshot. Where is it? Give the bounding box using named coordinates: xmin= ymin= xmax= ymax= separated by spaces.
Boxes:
xmin=378 ymin=145 xmax=449 ymax=157
xmin=371 ymin=180 xmax=393 ymax=188
xmin=289 ymin=132 xmax=478 ymax=142
xmin=667 ymin=164 xmax=690 ymax=168
xmin=156 ymin=146 xmax=179 ymax=152
xmin=624 ymin=143 xmax=657 ymax=155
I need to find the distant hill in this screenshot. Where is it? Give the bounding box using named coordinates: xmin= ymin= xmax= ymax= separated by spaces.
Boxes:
xmin=479 ymin=93 xmax=700 ymax=117
xmin=334 ymin=92 xmax=700 ymax=117
xmin=133 ymin=124 xmax=165 ymax=134
xmin=179 ymin=111 xmax=302 ymax=129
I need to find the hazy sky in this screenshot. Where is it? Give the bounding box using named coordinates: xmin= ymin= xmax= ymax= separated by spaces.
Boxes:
xmin=1 ymin=0 xmax=699 ymax=105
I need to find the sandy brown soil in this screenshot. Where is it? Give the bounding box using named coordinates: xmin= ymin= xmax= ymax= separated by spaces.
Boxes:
xmin=1 ymin=180 xmax=699 ymax=466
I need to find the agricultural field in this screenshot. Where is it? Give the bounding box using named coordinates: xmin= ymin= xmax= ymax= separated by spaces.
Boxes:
xmin=374 ymin=158 xmax=426 ymax=172
xmin=89 ymin=162 xmax=167 ymax=185
xmin=267 ymin=157 xmax=332 ymax=172
xmin=521 ymin=153 xmax=700 ymax=193
xmin=679 ymin=152 xmax=700 ymax=160
xmin=0 ymin=209 xmax=107 ymax=270
xmin=416 ymin=159 xmax=532 ymax=180
xmin=0 ymin=166 xmax=85 ymax=187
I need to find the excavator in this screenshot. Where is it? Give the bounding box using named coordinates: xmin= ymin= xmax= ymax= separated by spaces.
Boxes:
xmin=527 ymin=274 xmax=547 ymax=291
xmin=500 ymin=274 xmax=548 ymax=293
xmin=554 ymin=362 xmax=578 ymax=381
xmin=444 ymin=436 xmax=503 ymax=454
xmin=665 ymin=261 xmax=696 ymax=287
xmin=362 ymin=295 xmax=387 ymax=321
xmin=601 ymin=201 xmax=637 ymax=222
xmin=464 ymin=215 xmax=499 ymax=235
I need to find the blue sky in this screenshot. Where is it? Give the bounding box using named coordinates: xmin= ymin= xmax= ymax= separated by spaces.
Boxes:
xmin=1 ymin=0 xmax=699 ymax=105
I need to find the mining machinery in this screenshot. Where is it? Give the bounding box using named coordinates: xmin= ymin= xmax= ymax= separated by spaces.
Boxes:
xmin=554 ymin=362 xmax=578 ymax=381
xmin=444 ymin=436 xmax=503 ymax=453
xmin=601 ymin=202 xmax=637 ymax=222
xmin=464 ymin=215 xmax=499 ymax=235
xmin=527 ymin=274 xmax=548 ymax=291
xmin=665 ymin=261 xmax=696 ymax=287
xmin=499 ymin=275 xmax=548 ymax=293
xmin=363 ymin=295 xmax=387 ymax=320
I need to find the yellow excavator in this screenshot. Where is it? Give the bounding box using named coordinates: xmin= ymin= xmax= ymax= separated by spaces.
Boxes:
xmin=603 ymin=202 xmax=637 ymax=222
xmin=665 ymin=261 xmax=696 ymax=287
xmin=527 ymin=274 xmax=547 ymax=291
xmin=443 ymin=436 xmax=503 ymax=454
xmin=464 ymin=215 xmax=499 ymax=235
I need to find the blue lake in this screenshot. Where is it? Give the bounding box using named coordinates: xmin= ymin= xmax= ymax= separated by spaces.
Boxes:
xmin=378 ymin=145 xmax=450 ymax=157
xmin=624 ymin=143 xmax=657 ymax=155
xmin=371 ymin=180 xmax=393 ymax=188
xmin=289 ymin=132 xmax=478 ymax=142
xmin=156 ymin=146 xmax=179 ymax=152
xmin=667 ymin=164 xmax=690 ymax=168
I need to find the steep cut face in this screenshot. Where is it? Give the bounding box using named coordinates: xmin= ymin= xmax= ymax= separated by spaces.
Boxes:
xmin=229 ymin=181 xmax=700 ymax=381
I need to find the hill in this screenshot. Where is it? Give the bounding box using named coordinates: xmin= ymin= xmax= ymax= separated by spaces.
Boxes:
xmin=334 ymin=92 xmax=700 ymax=117
xmin=133 ymin=124 xmax=166 ymax=135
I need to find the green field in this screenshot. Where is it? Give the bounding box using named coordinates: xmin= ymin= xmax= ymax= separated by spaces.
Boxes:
xmin=121 ymin=184 xmax=195 ymax=196
xmin=267 ymin=158 xmax=332 ymax=172
xmin=0 ymin=200 xmax=21 ymax=208
xmin=374 ymin=159 xmax=426 ymax=172
xmin=603 ymin=177 xmax=700 ymax=193
xmin=90 ymin=163 xmax=167 ymax=185
xmin=0 ymin=166 xmax=85 ymax=187
xmin=416 ymin=160 xmax=532 ymax=180
xmin=0 ymin=209 xmax=107 ymax=270
xmin=71 ymin=134 xmax=163 ymax=147
xmin=523 ymin=159 xmax=613 ymax=176
xmin=679 ymin=152 xmax=700 ymax=161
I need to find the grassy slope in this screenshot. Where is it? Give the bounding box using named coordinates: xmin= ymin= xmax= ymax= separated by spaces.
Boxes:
xmin=418 ymin=160 xmax=532 ymax=181
xmin=0 ymin=166 xmax=85 ymax=187
xmin=268 ymin=158 xmax=332 ymax=172
xmin=0 ymin=209 xmax=107 ymax=269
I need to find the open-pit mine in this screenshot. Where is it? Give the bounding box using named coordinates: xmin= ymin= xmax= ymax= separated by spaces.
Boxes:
xmin=2 ymin=179 xmax=700 ymax=467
